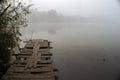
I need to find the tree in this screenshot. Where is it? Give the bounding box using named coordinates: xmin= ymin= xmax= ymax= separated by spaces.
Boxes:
xmin=0 ymin=0 xmax=32 ymax=78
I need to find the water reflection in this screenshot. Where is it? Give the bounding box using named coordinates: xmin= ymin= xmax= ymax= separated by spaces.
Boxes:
xmin=22 ymin=22 xmax=120 ymax=80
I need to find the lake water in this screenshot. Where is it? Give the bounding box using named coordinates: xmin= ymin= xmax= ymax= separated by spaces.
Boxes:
xmin=22 ymin=22 xmax=120 ymax=80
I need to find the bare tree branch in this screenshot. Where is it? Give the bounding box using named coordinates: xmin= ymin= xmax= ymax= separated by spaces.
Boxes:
xmin=0 ymin=4 xmax=11 ymax=17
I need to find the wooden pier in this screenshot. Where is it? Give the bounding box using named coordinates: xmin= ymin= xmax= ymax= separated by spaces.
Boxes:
xmin=2 ymin=39 xmax=57 ymax=80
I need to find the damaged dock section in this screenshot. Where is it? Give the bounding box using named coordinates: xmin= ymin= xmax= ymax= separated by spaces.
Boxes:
xmin=2 ymin=39 xmax=57 ymax=80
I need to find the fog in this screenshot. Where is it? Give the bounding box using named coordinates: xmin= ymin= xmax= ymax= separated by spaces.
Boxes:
xmin=22 ymin=0 xmax=120 ymax=80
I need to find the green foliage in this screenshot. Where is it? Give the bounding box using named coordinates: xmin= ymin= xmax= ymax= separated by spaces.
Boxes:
xmin=0 ymin=0 xmax=32 ymax=79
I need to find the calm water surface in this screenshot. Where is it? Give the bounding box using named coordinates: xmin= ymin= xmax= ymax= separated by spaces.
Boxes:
xmin=22 ymin=22 xmax=120 ymax=80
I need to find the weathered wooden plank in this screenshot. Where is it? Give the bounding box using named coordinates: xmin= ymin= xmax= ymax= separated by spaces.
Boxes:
xmin=15 ymin=56 xmax=52 ymax=59
xmin=12 ymin=52 xmax=52 ymax=56
xmin=8 ymin=67 xmax=53 ymax=73
xmin=2 ymin=39 xmax=56 ymax=80
xmin=4 ymin=77 xmax=55 ymax=80
xmin=21 ymin=49 xmax=51 ymax=54
xmin=12 ymin=64 xmax=53 ymax=67
xmin=4 ymin=74 xmax=55 ymax=79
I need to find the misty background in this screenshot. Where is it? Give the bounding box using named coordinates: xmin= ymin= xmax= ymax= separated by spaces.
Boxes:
xmin=21 ymin=0 xmax=120 ymax=80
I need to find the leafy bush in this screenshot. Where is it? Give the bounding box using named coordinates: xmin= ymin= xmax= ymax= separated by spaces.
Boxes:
xmin=0 ymin=0 xmax=32 ymax=79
